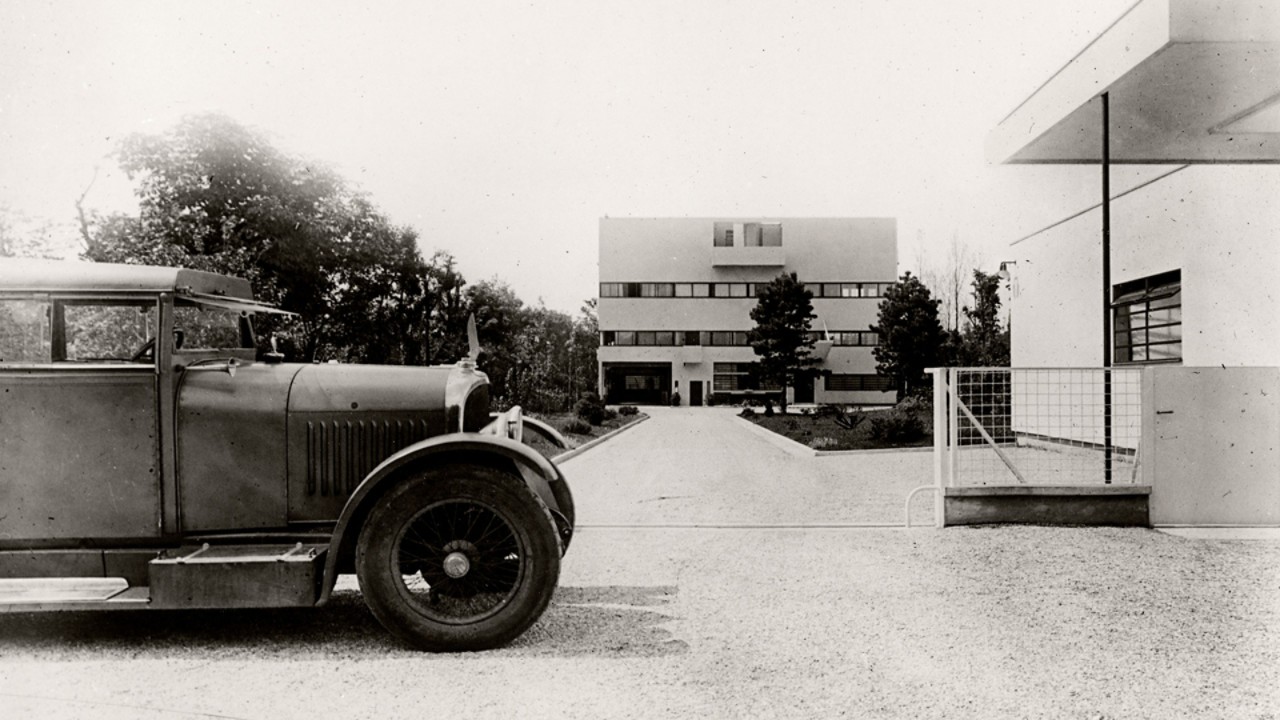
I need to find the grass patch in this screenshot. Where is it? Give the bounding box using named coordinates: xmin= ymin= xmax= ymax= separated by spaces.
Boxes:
xmin=746 ymin=406 xmax=932 ymax=451
xmin=524 ymin=410 xmax=646 ymax=460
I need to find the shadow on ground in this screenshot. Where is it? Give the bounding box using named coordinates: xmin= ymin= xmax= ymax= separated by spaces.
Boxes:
xmin=0 ymin=585 xmax=685 ymax=660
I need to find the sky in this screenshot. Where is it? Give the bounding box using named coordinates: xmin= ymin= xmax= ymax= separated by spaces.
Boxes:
xmin=0 ymin=0 xmax=1141 ymax=314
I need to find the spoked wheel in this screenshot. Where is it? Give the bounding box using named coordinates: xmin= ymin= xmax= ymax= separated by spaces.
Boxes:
xmin=356 ymin=465 xmax=561 ymax=651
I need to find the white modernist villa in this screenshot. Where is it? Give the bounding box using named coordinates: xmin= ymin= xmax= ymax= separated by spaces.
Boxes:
xmin=597 ymin=217 xmax=898 ymax=407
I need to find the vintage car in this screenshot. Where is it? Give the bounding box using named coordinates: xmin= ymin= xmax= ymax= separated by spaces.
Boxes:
xmin=0 ymin=259 xmax=574 ymax=651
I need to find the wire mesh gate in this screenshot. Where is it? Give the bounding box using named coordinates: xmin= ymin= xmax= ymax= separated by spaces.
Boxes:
xmin=908 ymin=367 xmax=1144 ymax=526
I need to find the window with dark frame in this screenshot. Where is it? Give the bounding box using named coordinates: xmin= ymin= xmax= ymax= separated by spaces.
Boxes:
xmin=602 ymin=281 xmax=893 ymax=299
xmin=1113 ymin=269 xmax=1181 ymax=365
xmin=825 ymin=374 xmax=894 ymax=392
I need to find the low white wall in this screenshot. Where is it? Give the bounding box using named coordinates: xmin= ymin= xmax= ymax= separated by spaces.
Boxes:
xmin=1145 ymin=366 xmax=1280 ymax=526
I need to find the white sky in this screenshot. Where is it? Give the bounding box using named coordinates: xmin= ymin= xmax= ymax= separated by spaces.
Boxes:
xmin=0 ymin=0 xmax=1139 ymax=313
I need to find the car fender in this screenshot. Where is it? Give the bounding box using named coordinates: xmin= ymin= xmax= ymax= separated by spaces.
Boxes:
xmin=317 ymin=432 xmax=572 ymax=604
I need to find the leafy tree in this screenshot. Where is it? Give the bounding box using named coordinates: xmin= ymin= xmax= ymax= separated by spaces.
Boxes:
xmin=872 ymin=271 xmax=945 ymax=400
xmin=466 ymin=278 xmax=530 ymax=404
xmin=70 ymin=112 xmax=597 ymax=403
xmin=422 ymin=251 xmax=470 ymax=365
xmin=504 ymin=306 xmax=575 ymax=413
xmin=958 ymin=270 xmax=1010 ymax=366
xmin=747 ymin=272 xmax=818 ymax=413
xmin=569 ymin=299 xmax=600 ymax=403
xmin=79 ymin=113 xmax=434 ymax=363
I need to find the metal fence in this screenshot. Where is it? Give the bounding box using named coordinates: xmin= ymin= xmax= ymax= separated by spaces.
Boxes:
xmin=934 ymin=367 xmax=1143 ymax=488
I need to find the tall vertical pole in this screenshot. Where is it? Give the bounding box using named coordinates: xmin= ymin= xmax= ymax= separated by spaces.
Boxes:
xmin=1102 ymin=92 xmax=1114 ymax=483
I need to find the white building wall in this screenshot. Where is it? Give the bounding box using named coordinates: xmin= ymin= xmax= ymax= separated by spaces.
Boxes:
xmin=1008 ymin=165 xmax=1279 ymax=447
xmin=1011 ymin=165 xmax=1280 ymax=368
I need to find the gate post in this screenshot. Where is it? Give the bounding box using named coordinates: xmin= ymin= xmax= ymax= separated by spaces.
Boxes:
xmin=930 ymin=368 xmax=947 ymax=527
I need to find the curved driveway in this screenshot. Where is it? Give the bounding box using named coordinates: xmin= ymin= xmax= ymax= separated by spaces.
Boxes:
xmin=561 ymin=406 xmax=935 ymax=527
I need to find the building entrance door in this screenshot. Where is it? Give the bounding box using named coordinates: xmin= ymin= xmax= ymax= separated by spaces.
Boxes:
xmin=603 ymin=363 xmax=672 ymax=405
xmin=793 ymin=375 xmax=814 ymax=403
xmin=690 ymin=381 xmax=704 ymax=406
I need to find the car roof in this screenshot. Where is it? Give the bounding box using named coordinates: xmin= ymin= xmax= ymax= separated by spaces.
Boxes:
xmin=0 ymin=259 xmax=255 ymax=300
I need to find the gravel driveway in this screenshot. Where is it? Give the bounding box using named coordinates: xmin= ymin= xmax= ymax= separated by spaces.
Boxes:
xmin=0 ymin=407 xmax=1276 ymax=719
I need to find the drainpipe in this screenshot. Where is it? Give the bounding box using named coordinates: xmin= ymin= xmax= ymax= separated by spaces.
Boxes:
xmin=1102 ymin=92 xmax=1114 ymax=483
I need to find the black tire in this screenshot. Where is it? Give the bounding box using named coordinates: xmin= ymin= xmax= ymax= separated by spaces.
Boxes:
xmin=355 ymin=464 xmax=561 ymax=651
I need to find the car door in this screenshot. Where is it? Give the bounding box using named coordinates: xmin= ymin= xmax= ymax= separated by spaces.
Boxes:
xmin=0 ymin=294 xmax=162 ymax=540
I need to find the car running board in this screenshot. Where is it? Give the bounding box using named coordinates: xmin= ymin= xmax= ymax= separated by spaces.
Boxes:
xmin=0 ymin=543 xmax=328 ymax=612
xmin=0 ymin=577 xmax=150 ymax=612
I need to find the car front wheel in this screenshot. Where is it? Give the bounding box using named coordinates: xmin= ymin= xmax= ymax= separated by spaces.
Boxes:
xmin=355 ymin=464 xmax=561 ymax=651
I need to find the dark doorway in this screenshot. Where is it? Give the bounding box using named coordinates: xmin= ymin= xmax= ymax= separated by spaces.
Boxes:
xmin=793 ymin=375 xmax=815 ymax=404
xmin=689 ymin=380 xmax=704 ymax=406
xmin=602 ymin=363 xmax=672 ymax=405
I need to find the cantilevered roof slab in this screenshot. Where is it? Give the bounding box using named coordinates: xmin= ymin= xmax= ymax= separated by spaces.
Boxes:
xmin=987 ymin=0 xmax=1280 ymax=164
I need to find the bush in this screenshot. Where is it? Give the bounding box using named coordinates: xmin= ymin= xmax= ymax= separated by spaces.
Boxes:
xmin=739 ymin=407 xmax=756 ymax=418
xmin=574 ymin=392 xmax=606 ymax=426
xmin=868 ymin=408 xmax=926 ymax=444
xmin=562 ymin=418 xmax=593 ymax=435
xmin=896 ymin=395 xmax=932 ymax=417
xmin=813 ymin=404 xmax=842 ymax=418
xmin=618 ymin=405 xmax=639 ymax=416
xmin=706 ymin=393 xmax=719 ymax=407
xmin=670 ymin=391 xmax=681 ymax=407
xmin=602 ymin=408 xmax=618 ymax=422
xmin=809 ymin=436 xmax=839 ymax=450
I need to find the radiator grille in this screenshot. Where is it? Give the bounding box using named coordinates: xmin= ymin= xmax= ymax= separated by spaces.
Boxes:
xmin=305 ymin=419 xmax=431 ymax=497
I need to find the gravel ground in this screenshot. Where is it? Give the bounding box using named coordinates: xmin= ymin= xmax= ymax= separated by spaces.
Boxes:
xmin=0 ymin=407 xmax=1275 ymax=719
xmin=0 ymin=527 xmax=1276 ymax=719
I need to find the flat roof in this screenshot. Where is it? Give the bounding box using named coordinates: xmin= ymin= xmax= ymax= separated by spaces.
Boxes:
xmin=988 ymin=0 xmax=1280 ymax=164
xmin=0 ymin=259 xmax=255 ymax=299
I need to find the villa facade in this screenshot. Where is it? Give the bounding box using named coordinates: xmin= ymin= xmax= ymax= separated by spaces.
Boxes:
xmin=597 ymin=217 xmax=898 ymax=406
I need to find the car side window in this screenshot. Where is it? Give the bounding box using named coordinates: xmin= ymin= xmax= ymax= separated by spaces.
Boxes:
xmin=0 ymin=298 xmax=53 ymax=364
xmin=60 ymin=300 xmax=159 ymax=363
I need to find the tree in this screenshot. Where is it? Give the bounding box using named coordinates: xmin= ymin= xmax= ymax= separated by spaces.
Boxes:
xmin=914 ymin=231 xmax=983 ymax=333
xmin=747 ymin=272 xmax=818 ymax=413
xmin=79 ymin=113 xmax=435 ymax=363
xmin=957 ymin=270 xmax=1010 ymax=366
xmin=872 ymin=271 xmax=945 ymax=400
xmin=466 ymin=278 xmax=530 ymax=405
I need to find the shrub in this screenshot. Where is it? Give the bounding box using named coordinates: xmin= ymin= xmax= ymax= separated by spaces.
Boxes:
xmin=896 ymin=395 xmax=932 ymax=417
xmin=739 ymin=407 xmax=757 ymax=418
xmin=574 ymin=392 xmax=606 ymax=426
xmin=707 ymin=393 xmax=719 ymax=407
xmin=809 ymin=436 xmax=839 ymax=450
xmin=670 ymin=391 xmax=681 ymax=407
xmin=562 ymin=418 xmax=593 ymax=435
xmin=868 ymin=408 xmax=926 ymax=444
xmin=813 ymin=404 xmax=842 ymax=418
xmin=618 ymin=405 xmax=639 ymax=416
xmin=821 ymin=404 xmax=866 ymax=431
xmin=602 ymin=408 xmax=618 ymax=422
